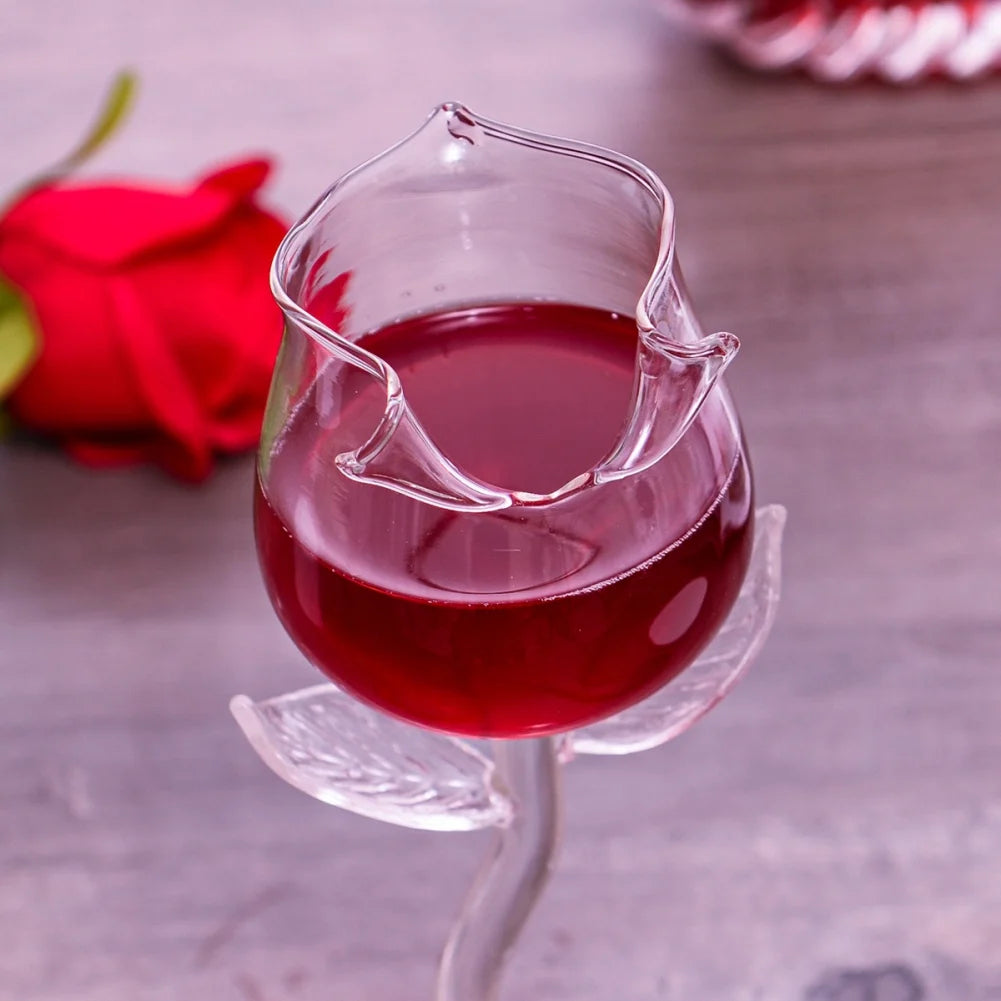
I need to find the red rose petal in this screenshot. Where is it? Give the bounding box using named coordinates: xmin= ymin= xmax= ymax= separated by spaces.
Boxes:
xmin=65 ymin=439 xmax=152 ymax=468
xmin=197 ymin=158 xmax=272 ymax=198
xmin=0 ymin=158 xmax=277 ymax=267
xmin=106 ymin=276 xmax=213 ymax=479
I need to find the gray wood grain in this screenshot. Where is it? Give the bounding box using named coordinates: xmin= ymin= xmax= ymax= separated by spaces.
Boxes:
xmin=2 ymin=1 xmax=1001 ymax=999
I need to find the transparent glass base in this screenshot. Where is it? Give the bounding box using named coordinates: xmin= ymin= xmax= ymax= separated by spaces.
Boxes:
xmin=233 ymin=504 xmax=785 ymax=999
xmin=662 ymin=0 xmax=1001 ymax=82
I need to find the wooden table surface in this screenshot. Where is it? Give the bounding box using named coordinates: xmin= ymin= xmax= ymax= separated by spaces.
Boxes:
xmin=2 ymin=2 xmax=1001 ymax=999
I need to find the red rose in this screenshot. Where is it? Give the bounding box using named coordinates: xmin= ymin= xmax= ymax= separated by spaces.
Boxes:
xmin=0 ymin=158 xmax=287 ymax=481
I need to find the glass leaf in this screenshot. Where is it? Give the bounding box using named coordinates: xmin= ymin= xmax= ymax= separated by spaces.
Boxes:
xmin=231 ymin=684 xmax=513 ymax=831
xmin=569 ymin=504 xmax=786 ymax=756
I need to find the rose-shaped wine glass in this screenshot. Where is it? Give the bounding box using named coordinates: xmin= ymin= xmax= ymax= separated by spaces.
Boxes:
xmin=233 ymin=104 xmax=784 ymax=1000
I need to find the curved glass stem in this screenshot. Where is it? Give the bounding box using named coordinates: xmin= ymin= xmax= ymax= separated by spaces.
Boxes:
xmin=436 ymin=737 xmax=562 ymax=1001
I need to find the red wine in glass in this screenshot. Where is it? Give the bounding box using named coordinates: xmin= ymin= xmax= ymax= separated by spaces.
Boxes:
xmin=255 ymin=302 xmax=753 ymax=739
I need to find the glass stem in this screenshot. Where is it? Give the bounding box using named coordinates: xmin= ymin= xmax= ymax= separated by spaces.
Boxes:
xmin=435 ymin=736 xmax=562 ymax=1001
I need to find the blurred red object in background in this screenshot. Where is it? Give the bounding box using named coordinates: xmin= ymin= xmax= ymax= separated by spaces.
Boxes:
xmin=662 ymin=0 xmax=1001 ymax=82
xmin=0 ymin=158 xmax=287 ymax=481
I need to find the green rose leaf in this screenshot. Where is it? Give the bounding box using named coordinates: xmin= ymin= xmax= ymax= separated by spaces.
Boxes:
xmin=0 ymin=277 xmax=40 ymax=400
